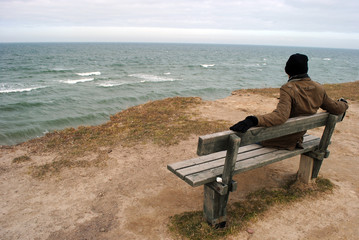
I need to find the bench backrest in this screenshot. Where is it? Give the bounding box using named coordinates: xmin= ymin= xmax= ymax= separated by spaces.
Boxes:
xmin=197 ymin=112 xmax=344 ymax=156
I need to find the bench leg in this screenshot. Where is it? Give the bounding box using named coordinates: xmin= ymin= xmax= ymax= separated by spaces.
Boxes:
xmin=311 ymin=158 xmax=323 ymax=179
xmin=203 ymin=184 xmax=229 ymax=228
xmin=298 ymin=154 xmax=314 ymax=184
xmin=299 ymin=153 xmax=325 ymax=183
xmin=203 ymin=134 xmax=240 ymax=227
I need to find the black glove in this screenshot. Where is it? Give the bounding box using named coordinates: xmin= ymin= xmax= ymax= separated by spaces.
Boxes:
xmin=230 ymin=116 xmax=258 ymax=133
xmin=338 ymin=98 xmax=348 ymax=103
xmin=338 ymin=98 xmax=348 ymax=121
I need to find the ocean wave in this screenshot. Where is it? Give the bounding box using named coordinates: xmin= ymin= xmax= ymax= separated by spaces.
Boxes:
xmin=323 ymin=58 xmax=331 ymax=61
xmin=52 ymin=67 xmax=73 ymax=71
xmin=44 ymin=68 xmax=74 ymax=73
xmin=129 ymin=73 xmax=177 ymax=83
xmin=76 ymin=72 xmax=101 ymax=76
xmin=200 ymin=64 xmax=215 ymax=68
xmin=0 ymin=101 xmax=47 ymax=111
xmin=59 ymin=78 xmax=95 ymax=84
xmin=0 ymin=86 xmax=45 ymax=94
xmin=97 ymin=74 xmax=179 ymax=88
xmin=0 ymin=125 xmax=45 ymax=146
xmin=97 ymin=82 xmax=129 ymax=88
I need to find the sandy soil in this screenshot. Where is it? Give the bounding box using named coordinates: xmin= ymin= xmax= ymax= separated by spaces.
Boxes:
xmin=1 ymin=92 xmax=358 ymax=240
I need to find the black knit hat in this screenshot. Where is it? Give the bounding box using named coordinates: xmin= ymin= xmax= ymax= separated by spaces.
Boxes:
xmin=285 ymin=53 xmax=309 ymax=76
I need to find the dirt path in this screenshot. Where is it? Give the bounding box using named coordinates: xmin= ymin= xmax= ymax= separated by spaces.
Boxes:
xmin=1 ymin=93 xmax=358 ymax=240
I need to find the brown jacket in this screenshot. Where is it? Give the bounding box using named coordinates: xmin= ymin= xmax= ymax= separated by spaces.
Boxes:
xmin=256 ymin=77 xmax=348 ymax=150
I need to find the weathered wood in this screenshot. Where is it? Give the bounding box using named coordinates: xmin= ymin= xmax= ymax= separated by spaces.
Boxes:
xmin=168 ymin=144 xmax=262 ymax=174
xmin=185 ymin=137 xmax=320 ymax=187
xmin=197 ymin=131 xmax=232 ymax=156
xmin=174 ymin=146 xmax=275 ymax=181
xmin=311 ymin=114 xmax=338 ymax=179
xmin=168 ymin=135 xmax=319 ymax=187
xmin=203 ymin=184 xmax=228 ymax=226
xmin=197 ymin=113 xmax=344 ymax=156
xmin=319 ymin=114 xmax=338 ymax=152
xmin=170 ymin=136 xmax=319 ymax=182
xmin=222 ymin=135 xmax=241 ymax=185
xmin=203 ymin=135 xmax=241 ymax=227
xmin=298 ymin=155 xmax=314 ymax=184
xmin=205 ymin=181 xmax=228 ymax=196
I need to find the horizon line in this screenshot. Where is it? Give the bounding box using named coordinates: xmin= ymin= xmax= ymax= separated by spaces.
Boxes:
xmin=1 ymin=41 xmax=358 ymax=51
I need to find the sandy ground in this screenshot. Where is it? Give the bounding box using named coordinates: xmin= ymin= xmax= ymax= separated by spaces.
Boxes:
xmin=1 ymin=92 xmax=358 ymax=240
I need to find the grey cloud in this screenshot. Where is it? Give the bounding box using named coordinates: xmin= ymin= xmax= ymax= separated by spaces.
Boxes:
xmin=0 ymin=0 xmax=358 ymax=33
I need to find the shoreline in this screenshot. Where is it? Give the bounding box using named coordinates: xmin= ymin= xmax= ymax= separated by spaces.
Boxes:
xmin=1 ymin=80 xmax=359 ymax=239
xmin=2 ymin=80 xmax=358 ymax=148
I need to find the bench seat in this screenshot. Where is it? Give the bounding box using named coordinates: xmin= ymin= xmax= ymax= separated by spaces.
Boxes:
xmin=168 ymin=135 xmax=320 ymax=187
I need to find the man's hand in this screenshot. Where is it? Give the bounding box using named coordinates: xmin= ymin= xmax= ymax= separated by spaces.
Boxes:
xmin=230 ymin=116 xmax=258 ymax=133
xmin=338 ymin=97 xmax=348 ymax=103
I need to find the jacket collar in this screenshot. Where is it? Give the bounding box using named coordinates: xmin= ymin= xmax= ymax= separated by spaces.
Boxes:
xmin=288 ymin=73 xmax=310 ymax=82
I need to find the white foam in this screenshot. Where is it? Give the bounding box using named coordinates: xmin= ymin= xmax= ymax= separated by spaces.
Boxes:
xmin=60 ymin=78 xmax=95 ymax=84
xmin=97 ymin=82 xmax=127 ymax=87
xmin=323 ymin=58 xmax=331 ymax=61
xmin=52 ymin=67 xmax=73 ymax=71
xmin=0 ymin=86 xmax=45 ymax=94
xmin=129 ymin=74 xmax=177 ymax=83
xmin=76 ymin=72 xmax=101 ymax=76
xmin=200 ymin=64 xmax=215 ymax=68
xmin=98 ymin=83 xmax=115 ymax=87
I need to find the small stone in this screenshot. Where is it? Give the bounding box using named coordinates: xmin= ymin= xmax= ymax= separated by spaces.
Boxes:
xmin=247 ymin=228 xmax=255 ymax=234
xmin=100 ymin=228 xmax=106 ymax=232
xmin=98 ymin=192 xmax=105 ymax=197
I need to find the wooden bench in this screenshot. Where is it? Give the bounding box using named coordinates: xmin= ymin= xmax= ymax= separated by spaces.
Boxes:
xmin=167 ymin=112 xmax=345 ymax=227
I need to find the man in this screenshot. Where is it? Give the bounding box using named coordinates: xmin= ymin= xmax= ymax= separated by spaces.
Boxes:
xmin=230 ymin=53 xmax=349 ymax=150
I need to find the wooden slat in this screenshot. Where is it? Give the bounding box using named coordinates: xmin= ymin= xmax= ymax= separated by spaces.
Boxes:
xmin=168 ymin=135 xmax=318 ymax=177
xmin=167 ymin=144 xmax=262 ymax=174
xmin=176 ymin=147 xmax=275 ymax=178
xmin=197 ymin=112 xmax=343 ymax=156
xmin=173 ymin=136 xmax=319 ymax=187
xmin=186 ymin=137 xmax=320 ymax=187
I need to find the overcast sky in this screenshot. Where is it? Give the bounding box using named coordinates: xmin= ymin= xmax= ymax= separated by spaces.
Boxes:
xmin=1 ymin=0 xmax=358 ymax=49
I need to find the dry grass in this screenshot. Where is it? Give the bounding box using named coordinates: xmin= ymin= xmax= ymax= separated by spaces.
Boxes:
xmin=168 ymin=177 xmax=334 ymax=240
xmin=24 ymin=97 xmax=229 ymax=178
xmin=233 ymin=80 xmax=359 ymax=101
xmin=12 ymin=155 xmax=31 ymax=164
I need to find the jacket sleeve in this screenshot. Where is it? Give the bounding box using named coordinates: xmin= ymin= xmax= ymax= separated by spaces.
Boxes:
xmin=320 ymin=93 xmax=349 ymax=114
xmin=256 ymin=87 xmax=292 ymax=127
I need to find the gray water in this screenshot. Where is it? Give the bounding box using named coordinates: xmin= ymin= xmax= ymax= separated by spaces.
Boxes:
xmin=1 ymin=43 xmax=358 ymax=145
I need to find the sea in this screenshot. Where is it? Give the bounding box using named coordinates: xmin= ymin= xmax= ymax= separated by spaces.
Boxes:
xmin=1 ymin=43 xmax=359 ymax=145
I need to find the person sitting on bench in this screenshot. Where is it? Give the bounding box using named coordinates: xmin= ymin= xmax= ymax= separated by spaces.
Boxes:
xmin=230 ymin=53 xmax=349 ymax=150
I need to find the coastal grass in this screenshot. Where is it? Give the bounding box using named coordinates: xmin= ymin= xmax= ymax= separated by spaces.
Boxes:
xmin=25 ymin=97 xmax=229 ymax=178
xmin=29 ymin=150 xmax=109 ymax=179
xmin=233 ymin=80 xmax=359 ymax=101
xmin=12 ymin=155 xmax=31 ymax=164
xmin=168 ymin=177 xmax=334 ymax=240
